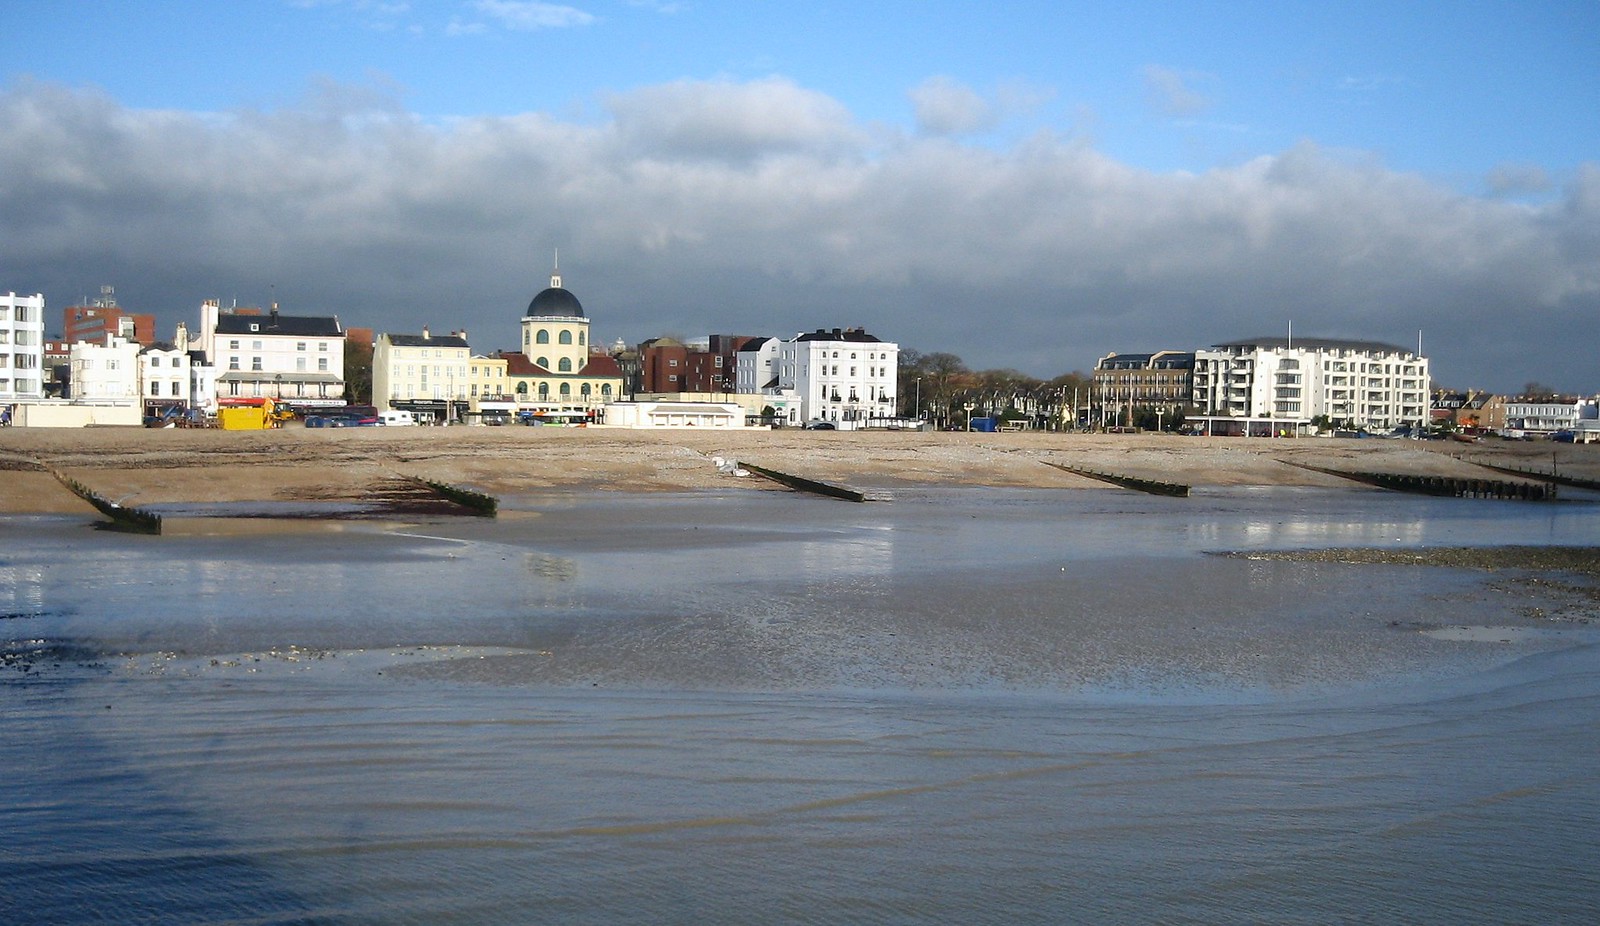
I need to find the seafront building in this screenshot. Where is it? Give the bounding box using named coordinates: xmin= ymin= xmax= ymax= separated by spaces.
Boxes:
xmin=1093 ymin=351 xmax=1195 ymax=428
xmin=1 ymin=291 xmax=46 ymax=404
xmin=199 ymin=300 xmax=347 ymax=408
xmin=1190 ymin=336 xmax=1430 ymax=435
xmin=68 ymin=334 xmax=142 ymax=401
xmin=497 ymin=265 xmax=625 ymax=409
xmin=755 ymin=327 xmax=898 ymax=427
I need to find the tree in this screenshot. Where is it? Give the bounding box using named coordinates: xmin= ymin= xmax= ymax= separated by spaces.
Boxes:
xmin=345 ymin=338 xmax=373 ymax=405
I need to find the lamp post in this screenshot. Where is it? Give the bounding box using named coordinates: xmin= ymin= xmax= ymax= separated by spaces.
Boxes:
xmin=915 ymin=377 xmax=922 ymax=423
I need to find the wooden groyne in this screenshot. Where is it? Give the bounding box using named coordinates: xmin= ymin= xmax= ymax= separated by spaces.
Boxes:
xmin=50 ymin=469 xmax=163 ymax=533
xmin=739 ymin=462 xmax=866 ymax=502
xmin=413 ymin=477 xmax=499 ymax=516
xmin=1281 ymin=461 xmax=1554 ymax=500
xmin=1462 ymin=460 xmax=1600 ymax=492
xmin=1041 ymin=461 xmax=1190 ymax=497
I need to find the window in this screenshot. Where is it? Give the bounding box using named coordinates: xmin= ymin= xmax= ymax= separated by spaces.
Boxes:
xmin=150 ymin=381 xmax=161 ymax=396
xmin=229 ymin=357 xmax=240 ymax=371
xmin=669 ymin=359 xmax=679 ymax=367
xmin=296 ymin=358 xmax=307 ymax=372
xmin=252 ymin=357 xmax=263 ymax=371
xmin=559 ymin=383 xmax=571 ymax=396
xmin=318 ymin=357 xmax=328 ymax=372
xmin=559 ymin=330 xmax=573 ymax=345
xmin=537 ymin=356 xmax=549 ymax=369
xmin=229 ymin=340 xmax=240 ymax=350
xmin=536 ymin=330 xmax=550 ymax=344
xmin=601 ymin=384 xmax=612 ymax=395
xmin=558 ymin=358 xmax=572 ymax=372
xmin=538 ymin=383 xmax=549 ymax=398
xmin=252 ymin=341 xmax=262 ymax=350
xmin=319 ymin=342 xmax=328 ymax=351
xmin=669 ymin=374 xmax=678 ymax=383
xmin=297 ymin=342 xmax=307 ymax=351
xmin=581 ymin=384 xmax=591 ymax=396
xmin=578 ymin=332 xmax=585 ymax=346
xmin=249 ymin=323 xmax=259 ymax=332
xmin=171 ymin=381 xmax=181 ymax=397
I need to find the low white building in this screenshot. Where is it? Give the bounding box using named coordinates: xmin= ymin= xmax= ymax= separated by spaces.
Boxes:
xmin=1504 ymin=401 xmax=1580 ymax=435
xmin=2 ymin=290 xmax=46 ymax=404
xmin=602 ymin=400 xmax=746 ymax=429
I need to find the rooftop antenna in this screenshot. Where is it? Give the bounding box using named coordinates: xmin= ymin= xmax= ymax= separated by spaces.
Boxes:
xmin=1287 ymin=319 xmax=1292 ymax=350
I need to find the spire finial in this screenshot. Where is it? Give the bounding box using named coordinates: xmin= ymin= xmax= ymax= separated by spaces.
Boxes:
xmin=551 ymin=249 xmax=562 ymax=289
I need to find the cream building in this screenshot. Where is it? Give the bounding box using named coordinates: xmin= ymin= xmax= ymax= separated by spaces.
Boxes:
xmin=373 ymin=328 xmax=472 ymax=421
xmin=504 ymin=265 xmax=625 ymax=408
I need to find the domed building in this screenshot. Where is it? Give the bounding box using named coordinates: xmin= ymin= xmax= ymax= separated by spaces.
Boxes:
xmin=503 ymin=262 xmax=624 ymax=413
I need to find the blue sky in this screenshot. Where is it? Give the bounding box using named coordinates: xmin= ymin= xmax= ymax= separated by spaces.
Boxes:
xmin=3 ymin=0 xmax=1597 ymax=390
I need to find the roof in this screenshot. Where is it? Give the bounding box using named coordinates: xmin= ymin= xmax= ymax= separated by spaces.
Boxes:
xmin=214 ymin=313 xmax=342 ymax=338
xmin=499 ymin=352 xmax=550 ymax=376
xmin=1208 ymin=336 xmax=1414 ymax=355
xmin=738 ymin=336 xmax=774 ymax=352
xmin=579 ymin=355 xmax=624 ymax=377
xmin=385 ymin=333 xmax=471 ymax=349
xmin=796 ymin=327 xmax=882 ymax=343
xmin=526 ymin=286 xmax=585 ymax=319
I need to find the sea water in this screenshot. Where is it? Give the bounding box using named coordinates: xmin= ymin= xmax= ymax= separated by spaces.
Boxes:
xmin=3 ymin=487 xmax=1598 ymax=924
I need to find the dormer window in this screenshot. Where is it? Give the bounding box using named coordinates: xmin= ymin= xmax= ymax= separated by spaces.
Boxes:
xmin=249 ymin=323 xmax=259 ymax=332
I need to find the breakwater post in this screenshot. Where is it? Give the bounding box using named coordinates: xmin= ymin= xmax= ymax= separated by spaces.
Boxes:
xmin=1040 ymin=461 xmax=1190 ymax=497
xmin=739 ymin=462 xmax=867 ymax=502
xmin=1279 ymin=461 xmax=1554 ymax=500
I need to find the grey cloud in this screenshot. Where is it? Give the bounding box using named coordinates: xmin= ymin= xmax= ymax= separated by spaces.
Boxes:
xmin=1 ymin=78 xmax=1595 ymax=393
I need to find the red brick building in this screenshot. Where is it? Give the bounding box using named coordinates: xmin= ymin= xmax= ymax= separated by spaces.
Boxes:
xmin=63 ymin=286 xmax=156 ymax=346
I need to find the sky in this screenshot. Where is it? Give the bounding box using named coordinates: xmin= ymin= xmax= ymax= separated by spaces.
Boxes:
xmin=2 ymin=0 xmax=1596 ymax=393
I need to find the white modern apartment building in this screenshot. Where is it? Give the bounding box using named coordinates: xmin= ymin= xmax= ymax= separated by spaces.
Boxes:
xmin=734 ymin=336 xmax=780 ymax=394
xmin=772 ymin=327 xmax=898 ymax=427
xmin=1192 ymin=337 xmax=1430 ymax=434
xmin=1 ymin=291 xmax=46 ymax=403
xmin=69 ymin=334 xmax=142 ymax=401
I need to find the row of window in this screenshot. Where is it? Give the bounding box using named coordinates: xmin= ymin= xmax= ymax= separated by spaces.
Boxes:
xmin=228 ymin=356 xmax=331 ymax=372
xmin=528 ymin=329 xmax=586 ymax=345
xmin=227 ymin=339 xmax=331 ymax=352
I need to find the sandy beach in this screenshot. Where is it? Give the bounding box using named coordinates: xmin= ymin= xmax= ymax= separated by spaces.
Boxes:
xmin=2 ymin=425 xmax=1597 ymax=515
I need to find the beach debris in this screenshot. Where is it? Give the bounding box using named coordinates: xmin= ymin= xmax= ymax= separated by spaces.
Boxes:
xmin=710 ymin=455 xmax=750 ymax=477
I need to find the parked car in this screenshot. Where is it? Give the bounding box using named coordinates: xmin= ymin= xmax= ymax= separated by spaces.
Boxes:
xmin=378 ymin=410 xmax=419 ymax=427
xmin=305 ymin=411 xmax=379 ymax=428
xmin=804 ymin=420 xmax=837 ymax=430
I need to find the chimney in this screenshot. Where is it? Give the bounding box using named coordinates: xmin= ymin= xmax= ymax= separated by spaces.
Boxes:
xmin=421 ymin=326 xmax=431 ymax=340
xmin=453 ymin=329 xmax=467 ymax=341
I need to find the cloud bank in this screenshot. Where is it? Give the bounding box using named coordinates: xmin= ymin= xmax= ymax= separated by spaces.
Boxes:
xmin=1 ymin=77 xmax=1595 ymax=391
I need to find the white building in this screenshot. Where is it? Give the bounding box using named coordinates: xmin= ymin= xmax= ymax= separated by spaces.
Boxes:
xmin=69 ymin=334 xmax=142 ymax=401
xmin=1191 ymin=337 xmax=1430 ymax=434
xmin=602 ymin=400 xmax=747 ymax=429
xmin=1 ymin=291 xmax=46 ymax=403
xmin=201 ymin=300 xmax=346 ymax=405
xmin=139 ymin=344 xmax=191 ymax=413
xmin=770 ymin=327 xmax=899 ymax=428
xmin=1504 ymin=401 xmax=1580 ymax=435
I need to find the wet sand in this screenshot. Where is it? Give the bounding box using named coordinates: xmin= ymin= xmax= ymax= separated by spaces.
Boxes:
xmin=3 ymin=425 xmax=1595 ymax=515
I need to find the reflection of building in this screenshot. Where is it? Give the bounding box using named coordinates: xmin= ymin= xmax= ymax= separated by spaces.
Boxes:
xmin=2 ymin=290 xmax=46 ymax=402
xmin=63 ymin=286 xmax=155 ymax=347
xmin=1191 ymin=337 xmax=1429 ymax=434
xmin=201 ymin=300 xmax=347 ymax=405
xmin=498 ymin=265 xmax=623 ymax=407
xmin=1093 ymin=350 xmax=1194 ymax=426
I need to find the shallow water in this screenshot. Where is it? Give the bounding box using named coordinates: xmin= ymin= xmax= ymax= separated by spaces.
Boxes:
xmin=3 ymin=487 xmax=1598 ymax=924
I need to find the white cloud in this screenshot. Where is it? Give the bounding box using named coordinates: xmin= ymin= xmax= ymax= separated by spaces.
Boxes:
xmin=909 ymin=77 xmax=996 ymax=136
xmin=1143 ymin=65 xmax=1214 ymax=117
xmin=0 ymin=78 xmax=1594 ymax=392
xmin=470 ymin=0 xmax=595 ymax=30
